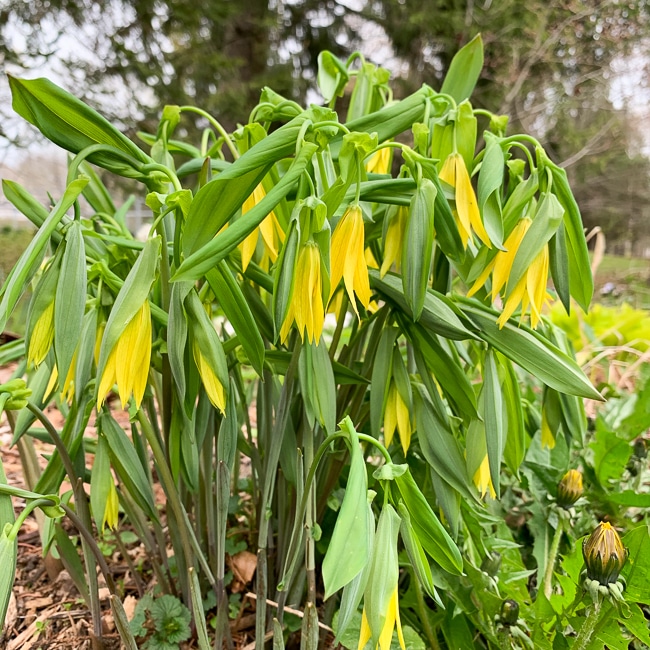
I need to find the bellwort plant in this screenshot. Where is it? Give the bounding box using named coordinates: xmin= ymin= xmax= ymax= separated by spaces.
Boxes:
xmin=3 ymin=35 xmax=645 ymax=650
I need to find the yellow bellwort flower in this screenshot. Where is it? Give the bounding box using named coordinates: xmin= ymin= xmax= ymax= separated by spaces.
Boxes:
xmin=473 ymin=454 xmax=496 ymax=499
xmin=280 ymin=242 xmax=325 ymax=344
xmin=468 ymin=217 xmax=552 ymax=329
xmin=28 ymin=300 xmax=55 ymax=367
xmin=102 ymin=480 xmax=120 ymax=531
xmin=358 ymin=588 xmax=405 ymax=650
xmin=97 ymin=301 xmax=152 ymax=410
xmin=439 ymin=152 xmax=491 ymax=249
xmin=380 ymin=205 xmax=407 ymax=278
xmin=383 ymin=382 xmax=411 ymax=454
xmin=365 ymin=147 xmax=391 ymax=175
xmin=330 ymin=205 xmax=371 ymax=317
xmin=192 ymin=338 xmax=226 ymax=413
xmin=239 ymin=183 xmax=284 ymax=272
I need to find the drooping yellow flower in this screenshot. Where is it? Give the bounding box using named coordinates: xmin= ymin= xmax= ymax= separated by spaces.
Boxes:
xmin=541 ymin=406 xmax=556 ymax=450
xmin=46 ymin=351 xmax=77 ymax=403
xmin=192 ymin=338 xmax=226 ymax=413
xmin=97 ymin=301 xmax=152 ymax=410
xmin=383 ymin=382 xmax=411 ymax=454
xmin=239 ymin=183 xmax=284 ymax=271
xmin=330 ymin=205 xmax=371 ymax=316
xmin=280 ymin=242 xmax=325 ymax=345
xmin=28 ymin=301 xmax=55 ymax=367
xmin=102 ymin=480 xmax=120 ymax=531
xmin=439 ymin=152 xmax=491 ymax=249
xmin=358 ymin=588 xmax=405 ymax=650
xmin=473 ymin=454 xmax=496 ymax=499
xmin=366 ymin=147 xmax=391 ymax=175
xmin=380 ymin=205 xmax=408 ymax=278
xmin=468 ymin=217 xmax=552 ymax=329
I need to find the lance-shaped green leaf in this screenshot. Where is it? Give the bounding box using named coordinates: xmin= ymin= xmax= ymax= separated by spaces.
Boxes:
xmin=548 ymin=222 xmax=571 ymax=314
xmin=398 ymin=502 xmax=442 ymax=606
xmin=206 ymin=262 xmax=264 ymax=377
xmin=317 ymin=51 xmax=349 ymax=102
xmin=363 ymin=504 xmax=401 ymax=648
xmin=413 ymin=387 xmax=475 ymax=501
xmin=55 ymin=221 xmax=87 ymax=382
xmin=457 ymin=297 xmax=602 ymax=400
xmin=346 ymin=60 xmax=389 ymax=122
xmin=502 ymin=169 xmax=538 ymax=230
xmin=298 ymin=340 xmax=336 ymax=435
xmin=455 ymin=101 xmax=478 ymax=175
xmin=499 ymin=353 xmax=526 ymax=476
xmin=370 ymin=270 xmax=476 ymax=341
xmin=96 ymin=237 xmax=160 ymax=390
xmin=98 ymin=412 xmax=158 ymax=523
xmin=174 ymin=142 xmax=318 ymax=282
xmin=322 ymin=419 xmax=370 ymax=599
xmin=440 ymin=34 xmax=484 ymax=103
xmin=79 ymin=159 xmax=116 ymax=215
xmin=370 ymin=328 xmax=399 ymax=439
xmin=483 ymin=348 xmax=504 ymax=498
xmin=9 ymin=76 xmax=152 ymax=179
xmin=273 ymin=220 xmax=299 ymax=338
xmin=402 ymin=178 xmax=436 ymax=321
xmin=168 ymin=281 xmax=192 ymax=400
xmin=2 ymin=179 xmax=63 ymax=238
xmin=218 ymin=383 xmax=239 ymax=475
xmin=546 ymin=157 xmax=594 ymax=311
xmin=335 ymin=494 xmax=375 ymax=642
xmin=430 ymin=471 xmax=462 ymax=540
xmin=393 ymin=469 xmax=463 ymax=574
xmin=0 ymin=176 xmax=88 ymax=332
xmin=478 ymin=132 xmax=505 ymax=248
xmin=0 ymin=523 xmax=18 ymax=629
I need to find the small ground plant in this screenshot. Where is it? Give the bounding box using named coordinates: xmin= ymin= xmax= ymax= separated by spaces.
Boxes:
xmin=0 ymin=35 xmax=648 ymax=649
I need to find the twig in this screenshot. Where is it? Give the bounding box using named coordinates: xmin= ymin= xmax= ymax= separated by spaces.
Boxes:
xmin=245 ymin=593 xmax=334 ymax=633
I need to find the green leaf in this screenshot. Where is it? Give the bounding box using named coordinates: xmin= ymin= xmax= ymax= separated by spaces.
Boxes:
xmin=54 ymin=221 xmax=87 ymax=382
xmin=318 ymin=51 xmax=350 ymax=102
xmin=394 ymin=469 xmax=462 ymax=574
xmin=90 ymin=434 xmax=114 ymax=532
xmin=440 ymin=34 xmax=484 ymax=103
xmin=402 ymin=178 xmax=436 ymax=321
xmin=477 ymin=132 xmax=505 ymax=247
xmin=499 ymin=353 xmax=526 ymax=476
xmin=298 ymin=340 xmax=336 ymax=435
xmin=322 ymin=418 xmax=370 ymax=600
xmin=590 ymin=419 xmax=631 ymax=486
xmin=370 ymin=327 xmax=399 ymax=439
xmin=621 ymin=526 xmax=650 ymax=606
xmin=620 ymin=603 xmax=650 ymax=646
xmin=483 ymin=348 xmax=504 ymax=497
xmin=458 ymin=298 xmax=602 ymax=400
xmin=9 ymin=76 xmax=151 ymax=180
xmin=206 ymin=262 xmax=264 ymax=377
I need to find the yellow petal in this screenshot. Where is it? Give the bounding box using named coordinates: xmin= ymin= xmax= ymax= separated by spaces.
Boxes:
xmin=497 ymin=275 xmax=527 ymax=329
xmin=380 ymin=206 xmax=406 ymax=277
xmin=97 ymin=345 xmax=118 ymax=409
xmin=240 ymin=229 xmax=258 ymax=272
xmin=357 ymin=608 xmax=372 ymax=650
xmin=455 ymin=154 xmax=491 ymax=248
xmin=116 ymin=302 xmax=151 ymax=409
xmin=493 ymin=218 xmax=531 ymax=300
xmin=366 ymin=147 xmax=391 ymax=175
xmin=395 ymin=390 xmax=411 ymax=454
xmin=473 ymin=454 xmax=496 ymax=498
xmin=438 ymin=153 xmax=457 ymax=187
xmin=467 ymin=257 xmax=496 ymax=297
xmin=193 ymin=341 xmax=226 ymax=412
xmin=45 ymin=364 xmax=58 ymax=396
xmin=330 ymin=206 xmax=358 ymax=297
xmin=527 ymin=245 xmax=549 ymax=329
xmin=103 ymin=480 xmax=120 ymax=531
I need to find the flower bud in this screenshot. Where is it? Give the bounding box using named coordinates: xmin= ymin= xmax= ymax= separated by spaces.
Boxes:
xmin=500 ymin=599 xmax=519 ymax=626
xmin=480 ymin=551 xmax=502 ymax=577
xmin=583 ymin=522 xmax=628 ymax=585
xmin=632 ymin=437 xmax=647 ymax=460
xmin=557 ymin=469 xmax=583 ymax=508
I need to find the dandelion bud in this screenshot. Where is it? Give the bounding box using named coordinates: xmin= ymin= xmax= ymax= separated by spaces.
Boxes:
xmin=632 ymin=437 xmax=647 ymax=460
xmin=582 ymin=522 xmax=628 ymax=586
xmin=557 ymin=469 xmax=583 ymax=508
xmin=500 ymin=599 xmax=519 ymax=626
xmin=480 ymin=551 xmax=502 ymax=577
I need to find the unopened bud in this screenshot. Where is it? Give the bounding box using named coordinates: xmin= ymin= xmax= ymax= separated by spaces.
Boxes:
xmin=583 ymin=522 xmax=628 ymax=586
xmin=480 ymin=551 xmax=502 ymax=577
xmin=632 ymin=437 xmax=647 ymax=460
xmin=557 ymin=469 xmax=583 ymax=508
xmin=500 ymin=599 xmax=519 ymax=626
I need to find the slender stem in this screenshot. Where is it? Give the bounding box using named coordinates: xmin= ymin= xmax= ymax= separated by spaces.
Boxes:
xmin=328 ymin=292 xmax=349 ymax=361
xmin=180 ymin=106 xmax=240 ymax=160
xmin=573 ymin=598 xmax=602 ymax=650
xmin=543 ymin=519 xmax=563 ymax=599
xmin=413 ymin=571 xmax=440 ymax=650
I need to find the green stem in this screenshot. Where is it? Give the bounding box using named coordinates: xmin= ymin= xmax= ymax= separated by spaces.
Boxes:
xmin=180 ymin=106 xmax=240 ymax=160
xmin=573 ymin=598 xmax=602 ymax=650
xmin=543 ymin=519 xmax=563 ymax=599
xmin=413 ymin=570 xmax=440 ymax=650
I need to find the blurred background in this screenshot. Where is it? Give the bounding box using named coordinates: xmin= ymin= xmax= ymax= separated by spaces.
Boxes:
xmin=0 ymin=0 xmax=649 ymax=292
